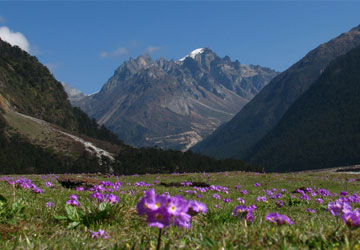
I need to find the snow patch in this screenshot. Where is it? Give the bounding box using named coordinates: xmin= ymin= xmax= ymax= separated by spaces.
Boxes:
xmin=178 ymin=48 xmax=205 ymax=62
xmin=59 ymin=131 xmax=114 ymax=161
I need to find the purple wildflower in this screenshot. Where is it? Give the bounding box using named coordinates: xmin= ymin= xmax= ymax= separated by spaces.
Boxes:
xmin=45 ymin=182 xmax=53 ymax=187
xmin=340 ymin=191 xmax=348 ymax=196
xmin=223 ymin=198 xmax=232 ymax=203
xmin=46 ymin=202 xmax=55 ymax=208
xmin=147 ymin=206 xmax=171 ymax=229
xmin=265 ymin=190 xmax=274 ymax=196
xmin=167 ymin=196 xmax=188 ymax=216
xmin=327 ymin=200 xmax=352 ymax=216
xmin=91 ymin=229 xmax=109 ymax=239
xmin=106 ymin=194 xmax=120 ymax=204
xmin=69 ymin=194 xmax=78 ymax=200
xmin=137 ymin=189 xmax=156 ymax=216
xmin=237 ymin=198 xmax=245 ymax=204
xmin=136 ymin=189 xmax=206 ymax=229
xmin=254 ymin=183 xmax=261 ymax=187
xmin=248 ymin=204 xmax=257 ymax=210
xmin=300 ymin=194 xmax=310 ymax=201
xmin=233 ymin=205 xmax=256 ymax=222
xmin=32 ymin=187 xmax=44 ymax=194
xmin=187 ymin=200 xmax=208 ymax=216
xmin=76 ymin=187 xmax=85 ymax=191
xmin=66 ymin=199 xmax=80 ymax=207
xmin=265 ymin=212 xmax=293 ymax=225
xmin=275 ymin=200 xmax=284 ymax=208
xmin=212 ymin=194 xmax=221 ymax=200
xmin=256 ymin=196 xmax=267 ymax=203
xmin=342 ymin=212 xmax=360 ymax=228
xmin=91 ymin=192 xmax=104 ymax=202
xmin=305 ymin=208 xmax=316 ymax=213
xmin=311 ymin=192 xmax=317 ymax=197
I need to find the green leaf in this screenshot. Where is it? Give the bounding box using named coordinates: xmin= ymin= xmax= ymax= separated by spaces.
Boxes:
xmin=192 ymin=236 xmax=216 ymax=247
xmin=67 ymin=221 xmax=80 ymax=229
xmin=11 ymin=199 xmax=25 ymax=214
xmin=65 ymin=205 xmax=79 ymax=221
xmin=0 ymin=195 xmax=7 ymax=203
xmin=99 ymin=202 xmax=109 ymax=212
xmin=54 ymin=215 xmax=68 ymax=221
xmin=164 ymin=242 xmax=171 ymax=250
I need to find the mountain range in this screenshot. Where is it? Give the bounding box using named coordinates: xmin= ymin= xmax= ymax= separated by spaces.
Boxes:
xmin=70 ymin=48 xmax=278 ymax=151
xmin=247 ymin=45 xmax=360 ymax=172
xmin=0 ymin=38 xmax=252 ymax=174
xmin=3 ymin=23 xmax=360 ymax=174
xmin=192 ymin=25 xmax=360 ymax=162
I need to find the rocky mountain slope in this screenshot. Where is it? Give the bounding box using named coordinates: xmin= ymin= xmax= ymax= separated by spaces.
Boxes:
xmin=192 ymin=25 xmax=360 ymax=159
xmin=246 ymin=45 xmax=360 ymax=172
xmin=72 ymin=48 xmax=278 ymax=150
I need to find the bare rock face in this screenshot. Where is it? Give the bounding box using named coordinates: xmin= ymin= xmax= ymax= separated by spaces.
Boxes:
xmin=71 ymin=48 xmax=278 ymax=151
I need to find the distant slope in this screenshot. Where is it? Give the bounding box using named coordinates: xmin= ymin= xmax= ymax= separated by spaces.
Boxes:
xmin=246 ymin=45 xmax=360 ymax=172
xmin=62 ymin=82 xmax=86 ymax=103
xmin=192 ymin=25 xmax=360 ymax=159
xmin=72 ymin=48 xmax=278 ymax=151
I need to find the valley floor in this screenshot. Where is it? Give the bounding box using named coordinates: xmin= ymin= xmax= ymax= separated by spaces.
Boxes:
xmin=0 ymin=169 xmax=360 ymax=249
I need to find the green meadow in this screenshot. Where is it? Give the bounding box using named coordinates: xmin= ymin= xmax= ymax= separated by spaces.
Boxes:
xmin=0 ymin=170 xmax=359 ymax=249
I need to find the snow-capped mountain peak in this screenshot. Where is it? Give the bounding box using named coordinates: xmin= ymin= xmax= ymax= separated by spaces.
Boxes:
xmin=178 ymin=48 xmax=205 ymax=62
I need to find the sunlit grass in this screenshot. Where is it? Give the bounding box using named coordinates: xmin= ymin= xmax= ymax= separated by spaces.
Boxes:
xmin=0 ymin=171 xmax=359 ymax=249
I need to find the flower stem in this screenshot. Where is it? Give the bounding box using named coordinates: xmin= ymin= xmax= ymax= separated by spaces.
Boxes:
xmin=12 ymin=183 xmax=15 ymax=203
xmin=156 ymin=228 xmax=162 ymax=250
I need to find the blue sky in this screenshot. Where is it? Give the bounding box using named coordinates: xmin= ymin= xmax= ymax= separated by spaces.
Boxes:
xmin=1 ymin=1 xmax=360 ymax=94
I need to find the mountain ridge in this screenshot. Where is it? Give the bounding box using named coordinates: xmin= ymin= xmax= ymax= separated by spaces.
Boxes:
xmin=0 ymin=39 xmax=260 ymax=175
xmin=192 ymin=24 xmax=360 ymax=159
xmin=71 ymin=47 xmax=278 ymax=151
xmin=246 ymin=45 xmax=360 ymax=172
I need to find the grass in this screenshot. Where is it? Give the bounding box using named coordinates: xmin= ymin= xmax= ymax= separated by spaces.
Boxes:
xmin=3 ymin=110 xmax=84 ymax=158
xmin=0 ymin=170 xmax=360 ymax=249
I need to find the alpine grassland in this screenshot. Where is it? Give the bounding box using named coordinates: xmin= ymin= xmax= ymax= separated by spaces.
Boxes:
xmin=0 ymin=170 xmax=360 ymax=249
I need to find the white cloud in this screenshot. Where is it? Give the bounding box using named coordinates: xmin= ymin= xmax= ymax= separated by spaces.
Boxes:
xmin=114 ymin=47 xmax=128 ymax=56
xmin=0 ymin=26 xmax=30 ymax=52
xmin=100 ymin=47 xmax=129 ymax=59
xmin=30 ymin=45 xmax=43 ymax=56
xmin=45 ymin=62 xmax=60 ymax=73
xmin=100 ymin=51 xmax=109 ymax=58
xmin=145 ymin=46 xmax=162 ymax=54
xmin=100 ymin=43 xmax=162 ymax=59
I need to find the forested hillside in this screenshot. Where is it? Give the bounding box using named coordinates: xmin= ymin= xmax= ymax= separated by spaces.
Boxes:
xmin=247 ymin=45 xmax=360 ymax=172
